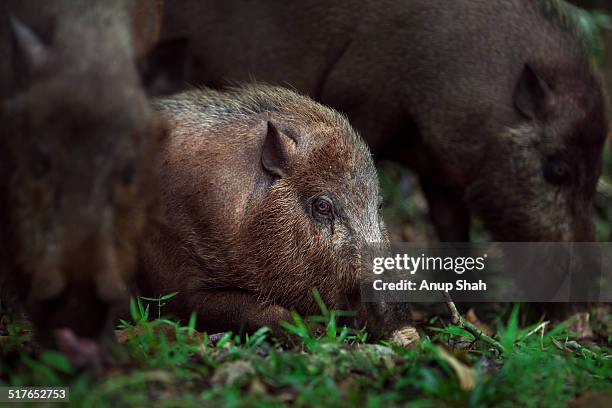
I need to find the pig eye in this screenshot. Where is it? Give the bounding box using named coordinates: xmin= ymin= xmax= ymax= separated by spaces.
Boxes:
xmin=312 ymin=196 xmax=333 ymax=218
xmin=543 ymin=157 xmax=571 ymax=186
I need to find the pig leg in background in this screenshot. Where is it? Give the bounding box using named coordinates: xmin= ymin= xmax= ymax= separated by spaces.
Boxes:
xmin=420 ymin=177 xmax=471 ymax=242
xmin=0 ymin=300 xmax=10 ymax=336
xmin=605 ymin=29 xmax=612 ymax=122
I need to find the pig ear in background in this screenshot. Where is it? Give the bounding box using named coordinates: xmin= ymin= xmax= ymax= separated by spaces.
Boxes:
xmin=514 ymin=63 xmax=553 ymax=120
xmin=9 ymin=15 xmax=50 ymax=79
xmin=138 ymin=37 xmax=189 ymax=97
xmin=261 ymin=121 xmax=297 ymax=178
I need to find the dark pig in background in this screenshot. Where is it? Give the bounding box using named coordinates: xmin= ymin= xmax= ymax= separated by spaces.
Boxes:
xmin=569 ymin=0 xmax=612 ymax=119
xmin=138 ymin=85 xmax=408 ymax=340
xmin=0 ymin=0 xmax=182 ymax=366
xmin=160 ymin=0 xmax=608 ymax=242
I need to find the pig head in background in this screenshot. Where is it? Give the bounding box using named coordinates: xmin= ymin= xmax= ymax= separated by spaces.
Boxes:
xmin=161 ymin=0 xmax=608 ymax=242
xmin=0 ymin=0 xmax=179 ymax=355
xmin=139 ymin=85 xmax=395 ymax=338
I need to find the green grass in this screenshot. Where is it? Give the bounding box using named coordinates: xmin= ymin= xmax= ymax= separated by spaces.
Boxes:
xmin=1 ymin=297 xmax=610 ymax=408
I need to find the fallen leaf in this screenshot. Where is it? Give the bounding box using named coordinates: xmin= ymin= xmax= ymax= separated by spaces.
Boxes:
xmin=436 ymin=346 xmax=477 ymax=391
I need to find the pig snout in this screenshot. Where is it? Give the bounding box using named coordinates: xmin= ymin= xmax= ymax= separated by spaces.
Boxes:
xmin=572 ymin=213 xmax=597 ymax=242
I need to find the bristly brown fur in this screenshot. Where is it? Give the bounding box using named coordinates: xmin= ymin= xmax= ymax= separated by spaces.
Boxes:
xmin=140 ymin=84 xmax=390 ymax=337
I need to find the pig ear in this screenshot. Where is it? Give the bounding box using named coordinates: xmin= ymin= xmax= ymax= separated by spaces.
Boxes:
xmin=139 ymin=37 xmax=189 ymax=97
xmin=261 ymin=121 xmax=297 ymax=178
xmin=514 ymin=64 xmax=553 ymax=120
xmin=9 ymin=15 xmax=50 ymax=75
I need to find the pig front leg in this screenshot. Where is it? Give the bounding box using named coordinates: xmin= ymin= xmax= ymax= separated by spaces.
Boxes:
xmin=192 ymin=289 xmax=293 ymax=338
xmin=420 ymin=177 xmax=471 ymax=242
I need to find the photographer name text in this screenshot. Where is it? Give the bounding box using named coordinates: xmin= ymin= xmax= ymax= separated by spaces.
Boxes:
xmin=372 ymin=279 xmax=487 ymax=292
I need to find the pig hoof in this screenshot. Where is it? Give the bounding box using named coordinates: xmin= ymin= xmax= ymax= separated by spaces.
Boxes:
xmin=53 ymin=328 xmax=106 ymax=374
xmin=388 ymin=326 xmax=421 ymax=348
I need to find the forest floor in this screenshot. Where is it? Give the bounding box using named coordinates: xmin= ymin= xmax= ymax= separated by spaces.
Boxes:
xmin=0 ymin=299 xmax=610 ymax=407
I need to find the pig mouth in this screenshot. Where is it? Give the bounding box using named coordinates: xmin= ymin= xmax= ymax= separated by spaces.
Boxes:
xmin=337 ymin=290 xmax=364 ymax=328
xmin=464 ymin=183 xmax=583 ymax=242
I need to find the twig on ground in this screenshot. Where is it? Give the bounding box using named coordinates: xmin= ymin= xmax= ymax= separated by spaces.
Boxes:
xmin=522 ymin=321 xmax=549 ymax=341
xmin=443 ymin=292 xmax=505 ymax=353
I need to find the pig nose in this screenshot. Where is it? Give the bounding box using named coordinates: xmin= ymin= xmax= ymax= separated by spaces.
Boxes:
xmin=569 ymin=201 xmax=597 ymax=242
